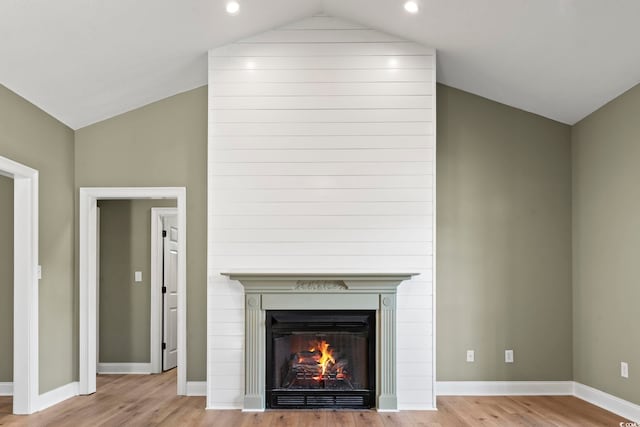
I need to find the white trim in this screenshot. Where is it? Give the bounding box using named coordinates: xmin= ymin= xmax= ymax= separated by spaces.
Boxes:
xmin=36 ymin=382 xmax=79 ymax=412
xmin=186 ymin=381 xmax=207 ymax=396
xmin=397 ymin=405 xmax=438 ymax=411
xmin=96 ymin=207 xmax=100 ymax=368
xmin=0 ymin=155 xmax=39 ymax=414
xmin=574 ymin=382 xmax=640 ymax=423
xmin=436 ymin=381 xmax=574 ymax=396
xmin=0 ymin=382 xmax=13 ymax=396
xmin=151 ymin=208 xmax=178 ymax=374
xmin=79 ymin=187 xmax=188 ymax=396
xmin=97 ymin=363 xmax=152 ymax=374
xmin=207 ymin=404 xmax=243 ymax=410
xmin=431 ymin=49 xmax=438 ymax=411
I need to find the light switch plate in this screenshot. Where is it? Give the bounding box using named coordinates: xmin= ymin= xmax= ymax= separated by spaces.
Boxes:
xmin=134 ymin=271 xmax=143 ymax=282
xmin=505 ymin=349 xmax=514 ymax=363
xmin=466 ymin=350 xmax=475 ymax=362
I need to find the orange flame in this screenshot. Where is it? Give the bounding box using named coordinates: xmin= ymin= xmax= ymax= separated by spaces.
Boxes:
xmin=309 ymin=340 xmax=335 ymax=381
xmin=316 ymin=340 xmax=335 ymax=376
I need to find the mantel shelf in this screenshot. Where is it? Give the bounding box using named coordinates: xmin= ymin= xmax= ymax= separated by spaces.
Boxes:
xmin=221 ymin=272 xmax=420 ymax=294
xmin=221 ymin=272 xmax=419 ymax=278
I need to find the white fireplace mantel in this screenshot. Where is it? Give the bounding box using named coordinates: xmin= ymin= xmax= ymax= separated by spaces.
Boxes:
xmin=221 ymin=272 xmax=419 ymax=411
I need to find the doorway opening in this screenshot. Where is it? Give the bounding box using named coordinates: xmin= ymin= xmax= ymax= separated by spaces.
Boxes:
xmin=79 ymin=187 xmax=187 ymax=396
xmin=0 ymin=155 xmax=39 ymax=414
xmin=95 ymin=200 xmax=178 ymax=376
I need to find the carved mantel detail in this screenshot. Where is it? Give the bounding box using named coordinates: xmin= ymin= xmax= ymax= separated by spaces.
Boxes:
xmin=294 ymin=280 xmax=347 ymax=291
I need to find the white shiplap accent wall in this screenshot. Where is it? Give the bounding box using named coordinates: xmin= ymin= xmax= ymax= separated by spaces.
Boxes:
xmin=207 ymin=15 xmax=436 ymax=410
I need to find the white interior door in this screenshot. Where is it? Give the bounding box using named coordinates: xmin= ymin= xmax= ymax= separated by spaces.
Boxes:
xmin=162 ymin=215 xmax=178 ymax=371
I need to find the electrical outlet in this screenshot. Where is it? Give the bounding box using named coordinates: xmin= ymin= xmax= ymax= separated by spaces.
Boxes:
xmin=505 ymin=349 xmax=514 ymax=363
xmin=134 ymin=271 xmax=143 ymax=282
xmin=466 ymin=350 xmax=475 ymax=362
xmin=621 ymin=362 xmax=629 ymax=378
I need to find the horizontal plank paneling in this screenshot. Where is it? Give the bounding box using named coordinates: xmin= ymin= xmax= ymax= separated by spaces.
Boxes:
xmin=210 ymin=69 xmax=432 ymax=83
xmin=211 ymin=176 xmax=433 ymax=190
xmin=212 ymin=189 xmax=432 ymax=202
xmin=211 ymin=148 xmax=433 ymax=163
xmin=208 ymin=14 xmax=435 ymax=410
xmin=211 ymin=42 xmax=434 ymax=57
xmin=210 ymin=228 xmax=433 ymax=242
xmin=208 ymin=255 xmax=431 ymax=269
xmin=210 ymin=55 xmax=433 ymax=70
xmin=208 ymin=322 xmax=243 ymax=336
xmin=209 ymin=349 xmax=243 ymax=362
xmin=210 ymin=122 xmax=433 ymax=136
xmin=210 ymin=161 xmax=433 ymax=176
xmin=211 ymin=108 xmax=432 ymax=123
xmin=210 ymin=95 xmax=433 ymax=110
xmin=210 ymin=82 xmax=432 ymax=96
xmin=207 ymin=309 xmax=244 ymax=323
xmin=210 ymin=242 xmax=432 ymax=256
xmin=211 ymin=214 xmax=432 ymax=228
xmin=212 ymin=135 xmax=434 ymax=150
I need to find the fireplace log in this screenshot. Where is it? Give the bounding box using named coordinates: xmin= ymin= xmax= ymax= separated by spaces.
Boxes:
xmin=292 ymin=351 xmax=320 ymax=365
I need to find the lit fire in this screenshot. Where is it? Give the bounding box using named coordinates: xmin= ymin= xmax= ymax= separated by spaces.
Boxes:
xmin=310 ymin=340 xmax=335 ymax=381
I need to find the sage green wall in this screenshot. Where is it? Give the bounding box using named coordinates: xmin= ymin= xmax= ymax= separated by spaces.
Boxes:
xmin=98 ymin=199 xmax=176 ymax=363
xmin=436 ymin=84 xmax=573 ymax=381
xmin=0 ymin=176 xmax=13 ymax=382
xmin=75 ymin=86 xmax=207 ymax=380
xmin=0 ymin=84 xmax=75 ymax=393
xmin=572 ymin=83 xmax=640 ymax=404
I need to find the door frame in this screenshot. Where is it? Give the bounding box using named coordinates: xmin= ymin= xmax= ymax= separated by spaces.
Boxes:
xmin=150 ymin=207 xmax=178 ymax=374
xmin=0 ymin=155 xmax=39 ymax=414
xmin=79 ymin=187 xmax=187 ymax=395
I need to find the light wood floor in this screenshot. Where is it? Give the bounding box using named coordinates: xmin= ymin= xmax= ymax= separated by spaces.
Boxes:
xmin=0 ymin=370 xmax=630 ymax=426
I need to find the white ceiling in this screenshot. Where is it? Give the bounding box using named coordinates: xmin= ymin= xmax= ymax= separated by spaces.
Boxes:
xmin=1 ymin=0 xmax=640 ymax=129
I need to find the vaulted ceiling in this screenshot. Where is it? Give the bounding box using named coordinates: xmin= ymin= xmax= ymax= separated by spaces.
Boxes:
xmin=1 ymin=0 xmax=639 ymax=129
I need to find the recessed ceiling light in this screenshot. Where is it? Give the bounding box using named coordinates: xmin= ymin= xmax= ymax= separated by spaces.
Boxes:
xmin=226 ymin=1 xmax=240 ymax=15
xmin=404 ymin=0 xmax=419 ymax=14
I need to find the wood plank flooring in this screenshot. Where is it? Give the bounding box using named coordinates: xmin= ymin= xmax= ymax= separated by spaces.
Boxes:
xmin=0 ymin=370 xmax=630 ymax=426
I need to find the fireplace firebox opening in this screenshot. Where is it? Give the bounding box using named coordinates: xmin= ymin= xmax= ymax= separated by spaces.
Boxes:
xmin=266 ymin=310 xmax=376 ymax=409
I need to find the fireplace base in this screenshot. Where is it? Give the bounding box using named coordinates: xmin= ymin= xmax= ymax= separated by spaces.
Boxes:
xmin=269 ymin=390 xmax=373 ymax=409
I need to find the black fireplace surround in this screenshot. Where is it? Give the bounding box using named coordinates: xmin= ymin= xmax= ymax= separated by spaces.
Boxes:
xmin=266 ymin=310 xmax=376 ymax=409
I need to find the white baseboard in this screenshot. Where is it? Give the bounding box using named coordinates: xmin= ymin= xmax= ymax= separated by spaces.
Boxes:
xmin=186 ymin=381 xmax=206 ymax=396
xmin=436 ymin=381 xmax=639 ymax=422
xmin=38 ymin=381 xmax=79 ymax=412
xmin=0 ymin=382 xmax=13 ymax=396
xmin=398 ymin=405 xmax=438 ymax=411
xmin=436 ymin=381 xmax=574 ymax=396
xmin=207 ymin=404 xmax=243 ymax=410
xmin=97 ymin=363 xmax=152 ymax=374
xmin=574 ymin=382 xmax=640 ymax=423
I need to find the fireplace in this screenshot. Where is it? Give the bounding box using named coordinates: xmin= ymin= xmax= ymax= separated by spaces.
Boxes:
xmin=266 ymin=310 xmax=376 ymax=409
xmin=221 ymin=272 xmax=418 ymax=411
